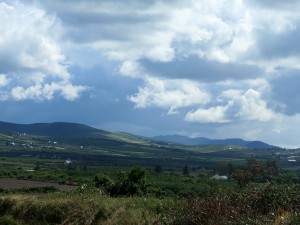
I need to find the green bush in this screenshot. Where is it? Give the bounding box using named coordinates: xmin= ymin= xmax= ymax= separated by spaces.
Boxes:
xmin=94 ymin=174 xmax=114 ymax=194
xmin=111 ymin=167 xmax=149 ymax=196
xmin=0 ymin=198 xmax=15 ymax=216
xmin=0 ymin=215 xmax=20 ymax=225
xmin=94 ymin=167 xmax=150 ymax=197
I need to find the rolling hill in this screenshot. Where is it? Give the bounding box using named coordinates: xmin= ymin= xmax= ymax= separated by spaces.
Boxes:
xmin=0 ymin=121 xmax=283 ymax=170
xmin=0 ymin=121 xmax=276 ymax=149
xmin=0 ymin=121 xmax=106 ymax=138
xmin=153 ymin=135 xmax=275 ymax=149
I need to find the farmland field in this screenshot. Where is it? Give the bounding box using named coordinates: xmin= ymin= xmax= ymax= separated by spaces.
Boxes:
xmin=0 ymin=179 xmax=74 ymax=190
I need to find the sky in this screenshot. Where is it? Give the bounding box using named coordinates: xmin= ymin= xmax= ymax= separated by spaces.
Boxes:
xmin=1 ymin=0 xmax=300 ymax=148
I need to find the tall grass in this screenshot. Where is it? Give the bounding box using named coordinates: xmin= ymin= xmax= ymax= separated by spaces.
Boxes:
xmin=1 ymin=177 xmax=300 ymax=224
xmin=170 ymin=183 xmax=300 ymax=225
xmin=0 ymin=188 xmax=174 ymax=225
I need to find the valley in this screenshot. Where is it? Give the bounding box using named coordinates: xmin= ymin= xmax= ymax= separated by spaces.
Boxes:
xmin=1 ymin=121 xmax=300 ymax=225
xmin=0 ymin=121 xmax=299 ymax=173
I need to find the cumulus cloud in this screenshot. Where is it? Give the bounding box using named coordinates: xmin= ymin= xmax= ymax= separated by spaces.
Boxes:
xmin=227 ymin=89 xmax=275 ymax=121
xmin=29 ymin=0 xmax=300 ymax=78
xmin=0 ymin=74 xmax=9 ymax=87
xmin=38 ymin=0 xmax=177 ymax=62
xmin=128 ymin=77 xmax=210 ymax=114
xmin=33 ymin=0 xmax=300 ymax=114
xmin=185 ymin=89 xmax=276 ymax=123
xmin=42 ymin=0 xmax=242 ymax=71
xmin=185 ymin=106 xmax=228 ymax=123
xmin=10 ymin=82 xmax=87 ymax=101
xmin=119 ymin=60 xmax=145 ymax=78
xmin=0 ymin=2 xmax=87 ymax=101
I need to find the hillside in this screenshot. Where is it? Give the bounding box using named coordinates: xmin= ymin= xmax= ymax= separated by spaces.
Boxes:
xmin=0 ymin=121 xmax=108 ymax=138
xmin=0 ymin=121 xmax=277 ymax=149
xmin=0 ymin=120 xmax=277 ymax=170
xmin=153 ymin=135 xmax=275 ymax=149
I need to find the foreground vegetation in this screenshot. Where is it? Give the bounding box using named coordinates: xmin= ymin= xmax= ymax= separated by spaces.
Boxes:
xmin=1 ymin=129 xmax=300 ymax=224
xmin=1 ymin=181 xmax=300 ymax=224
xmin=1 ymin=162 xmax=300 ymax=225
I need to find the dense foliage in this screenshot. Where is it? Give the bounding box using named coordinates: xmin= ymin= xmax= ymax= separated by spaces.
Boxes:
xmin=95 ymin=167 xmax=149 ymax=196
xmin=1 ymin=181 xmax=300 ymax=224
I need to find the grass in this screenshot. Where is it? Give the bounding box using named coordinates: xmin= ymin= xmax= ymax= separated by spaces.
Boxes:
xmin=0 ymin=190 xmax=174 ymax=225
xmin=1 ymin=182 xmax=300 ymax=225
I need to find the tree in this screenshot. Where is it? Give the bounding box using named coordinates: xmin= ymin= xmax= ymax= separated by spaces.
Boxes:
xmin=111 ymin=167 xmax=149 ymax=196
xmin=227 ymin=163 xmax=234 ymax=175
xmin=183 ymin=164 xmax=190 ymax=176
xmin=232 ymin=170 xmax=253 ymax=187
xmin=94 ymin=174 xmax=114 ymax=194
xmin=264 ymin=160 xmax=280 ymax=176
xmin=34 ymin=162 xmax=41 ymax=171
xmin=155 ymin=165 xmax=163 ymax=173
xmin=232 ymin=158 xmax=281 ymax=186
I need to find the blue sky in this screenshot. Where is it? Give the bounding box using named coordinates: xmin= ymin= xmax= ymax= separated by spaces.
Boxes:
xmin=1 ymin=0 xmax=300 ymax=147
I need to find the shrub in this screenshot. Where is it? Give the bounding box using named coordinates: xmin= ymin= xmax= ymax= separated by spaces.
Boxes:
xmin=169 ymin=183 xmax=300 ymax=225
xmin=111 ymin=167 xmax=149 ymax=196
xmin=94 ymin=167 xmax=150 ymax=197
xmin=0 ymin=198 xmax=15 ymax=216
xmin=0 ymin=215 xmax=19 ymax=225
xmin=94 ymin=174 xmax=114 ymax=194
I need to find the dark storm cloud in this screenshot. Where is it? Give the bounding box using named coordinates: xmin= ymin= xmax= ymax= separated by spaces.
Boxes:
xmin=270 ymin=71 xmax=300 ymax=115
xmin=255 ymin=28 xmax=300 ymax=59
xmin=37 ymin=0 xmax=169 ymax=43
xmin=139 ymin=55 xmax=261 ymax=82
xmin=249 ymin=0 xmax=300 ymax=10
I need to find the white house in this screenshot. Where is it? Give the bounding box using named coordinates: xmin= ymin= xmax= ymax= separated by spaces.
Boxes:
xmin=211 ymin=174 xmax=228 ymax=180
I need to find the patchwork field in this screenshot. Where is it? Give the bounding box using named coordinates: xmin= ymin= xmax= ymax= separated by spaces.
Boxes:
xmin=0 ymin=179 xmax=74 ymax=190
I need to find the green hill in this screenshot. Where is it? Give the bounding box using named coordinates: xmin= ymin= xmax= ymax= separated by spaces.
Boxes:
xmin=0 ymin=121 xmax=108 ymax=138
xmin=0 ymin=121 xmax=283 ymax=170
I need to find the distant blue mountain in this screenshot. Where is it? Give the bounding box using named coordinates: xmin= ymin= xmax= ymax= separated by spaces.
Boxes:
xmin=152 ymin=135 xmax=275 ymax=149
xmin=0 ymin=121 xmax=277 ymax=149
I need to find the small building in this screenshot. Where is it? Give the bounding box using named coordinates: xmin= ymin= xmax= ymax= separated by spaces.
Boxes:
xmin=64 ymin=159 xmax=72 ymax=165
xmin=211 ymin=174 xmax=228 ymax=180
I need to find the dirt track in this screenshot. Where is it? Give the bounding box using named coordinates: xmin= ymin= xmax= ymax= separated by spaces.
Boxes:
xmin=0 ymin=179 xmax=75 ymax=190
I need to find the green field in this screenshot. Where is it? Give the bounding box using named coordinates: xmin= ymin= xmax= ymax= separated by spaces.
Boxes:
xmin=1 ymin=125 xmax=300 ymax=224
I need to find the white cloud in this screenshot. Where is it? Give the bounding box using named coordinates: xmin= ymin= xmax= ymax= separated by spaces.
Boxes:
xmin=185 ymin=106 xmax=228 ymax=123
xmin=0 ymin=74 xmax=9 ymax=87
xmin=1 ymin=0 xmax=300 ymax=148
xmin=36 ymin=0 xmax=238 ymax=64
xmin=229 ymin=89 xmax=275 ymax=121
xmin=0 ymin=2 xmax=67 ymax=78
xmin=32 ymin=0 xmax=300 ymax=76
xmin=35 ymin=0 xmax=300 ymax=82
xmin=10 ymin=82 xmax=87 ymax=101
xmin=60 ymin=83 xmax=87 ymax=101
xmin=185 ymin=89 xmax=277 ymax=123
xmin=119 ymin=60 xmax=145 ymax=78
xmin=128 ymin=77 xmax=210 ymax=114
xmin=0 ymin=2 xmax=87 ymax=101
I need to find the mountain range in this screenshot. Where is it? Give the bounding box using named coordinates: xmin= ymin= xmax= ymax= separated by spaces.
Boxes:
xmin=0 ymin=121 xmax=275 ymax=149
xmin=153 ymin=135 xmax=275 ymax=149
